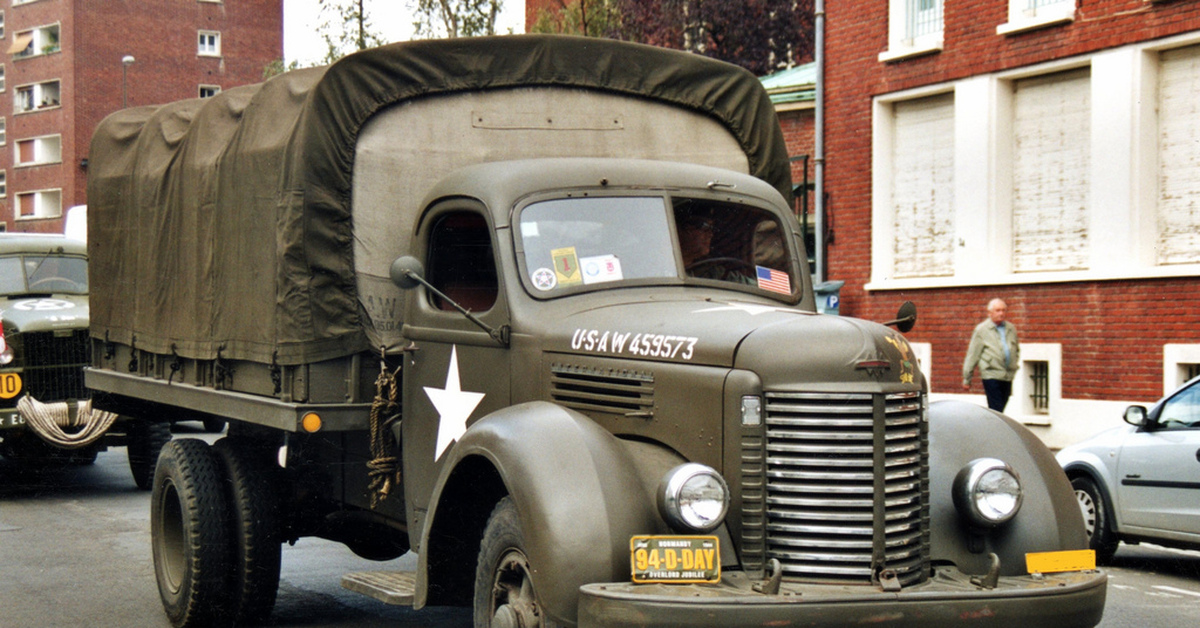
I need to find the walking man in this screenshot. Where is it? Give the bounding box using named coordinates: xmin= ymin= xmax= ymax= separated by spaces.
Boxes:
xmin=962 ymin=298 xmax=1020 ymax=412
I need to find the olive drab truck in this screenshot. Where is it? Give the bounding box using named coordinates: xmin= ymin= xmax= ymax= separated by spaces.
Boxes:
xmin=0 ymin=233 xmax=170 ymax=487
xmin=84 ymin=36 xmax=1106 ymax=627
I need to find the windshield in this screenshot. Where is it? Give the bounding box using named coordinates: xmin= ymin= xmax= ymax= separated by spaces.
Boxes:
xmin=0 ymin=254 xmax=89 ymax=296
xmin=517 ymin=195 xmax=795 ymax=298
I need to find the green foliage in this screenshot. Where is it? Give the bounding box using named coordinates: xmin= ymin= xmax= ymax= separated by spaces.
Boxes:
xmin=263 ymin=58 xmax=302 ymax=80
xmin=411 ymin=0 xmax=504 ymax=39
xmin=319 ymin=0 xmax=388 ymax=63
xmin=529 ymin=0 xmax=622 ymax=38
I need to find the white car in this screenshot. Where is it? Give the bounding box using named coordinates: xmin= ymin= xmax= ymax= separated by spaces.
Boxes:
xmin=1057 ymin=375 xmax=1200 ymax=563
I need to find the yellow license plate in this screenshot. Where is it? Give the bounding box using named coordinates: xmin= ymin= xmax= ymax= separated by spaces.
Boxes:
xmin=0 ymin=372 xmax=22 ymax=399
xmin=1026 ymin=549 xmax=1096 ymax=574
xmin=630 ymin=535 xmax=720 ymax=584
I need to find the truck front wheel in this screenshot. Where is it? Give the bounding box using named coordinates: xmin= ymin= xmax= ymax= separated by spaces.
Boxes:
xmin=151 ymin=439 xmax=232 ymax=628
xmin=474 ymin=497 xmax=549 ymax=628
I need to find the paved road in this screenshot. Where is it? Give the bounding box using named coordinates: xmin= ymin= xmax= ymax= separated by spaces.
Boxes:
xmin=3 ymin=429 xmax=1199 ymax=627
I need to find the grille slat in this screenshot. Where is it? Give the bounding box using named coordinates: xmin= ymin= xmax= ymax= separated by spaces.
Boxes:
xmin=759 ymin=390 xmax=930 ymax=587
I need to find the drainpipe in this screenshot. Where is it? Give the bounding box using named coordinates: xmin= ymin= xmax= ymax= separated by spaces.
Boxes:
xmin=814 ymin=0 xmax=827 ymax=283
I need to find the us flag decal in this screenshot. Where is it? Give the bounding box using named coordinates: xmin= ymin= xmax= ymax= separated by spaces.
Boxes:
xmin=756 ymin=266 xmax=791 ymax=294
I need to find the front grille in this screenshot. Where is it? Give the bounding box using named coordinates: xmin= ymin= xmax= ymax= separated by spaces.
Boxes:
xmin=10 ymin=330 xmax=91 ymax=402
xmin=756 ymin=390 xmax=929 ymax=587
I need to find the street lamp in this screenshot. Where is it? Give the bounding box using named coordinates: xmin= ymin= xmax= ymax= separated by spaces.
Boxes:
xmin=121 ymin=55 xmax=135 ymax=108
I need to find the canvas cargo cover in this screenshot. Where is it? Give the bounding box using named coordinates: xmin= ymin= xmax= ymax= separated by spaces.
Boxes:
xmin=87 ymin=35 xmax=792 ymax=366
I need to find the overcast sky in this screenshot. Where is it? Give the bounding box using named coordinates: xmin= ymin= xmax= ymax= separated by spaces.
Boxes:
xmin=284 ymin=0 xmax=527 ymax=66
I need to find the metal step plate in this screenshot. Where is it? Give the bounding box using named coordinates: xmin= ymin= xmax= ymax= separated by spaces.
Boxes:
xmin=341 ymin=571 xmax=417 ymax=606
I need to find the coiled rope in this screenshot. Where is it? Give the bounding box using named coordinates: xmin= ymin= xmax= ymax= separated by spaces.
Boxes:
xmin=367 ymin=350 xmax=402 ymax=509
xmin=16 ymin=396 xmax=119 ymax=449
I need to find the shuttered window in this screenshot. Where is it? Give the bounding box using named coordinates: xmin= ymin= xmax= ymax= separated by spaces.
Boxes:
xmin=1157 ymin=45 xmax=1200 ymax=266
xmin=891 ymin=93 xmax=955 ymax=278
xmin=1011 ymin=68 xmax=1090 ymax=272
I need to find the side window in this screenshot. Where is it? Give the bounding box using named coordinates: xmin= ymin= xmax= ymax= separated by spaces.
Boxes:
xmin=1157 ymin=382 xmax=1200 ymax=431
xmin=427 ymin=211 xmax=497 ymax=312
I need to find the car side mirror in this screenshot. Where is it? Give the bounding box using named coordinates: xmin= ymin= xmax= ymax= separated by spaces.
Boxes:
xmin=1123 ymin=405 xmax=1147 ymax=427
xmin=390 ymin=256 xmax=425 ymax=290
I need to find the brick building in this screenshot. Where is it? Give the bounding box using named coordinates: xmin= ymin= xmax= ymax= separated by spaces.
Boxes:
xmin=0 ymin=0 xmax=282 ymax=233
xmin=822 ymin=1 xmax=1200 ymax=447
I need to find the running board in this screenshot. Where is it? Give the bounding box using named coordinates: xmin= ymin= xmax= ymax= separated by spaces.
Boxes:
xmin=341 ymin=571 xmax=417 ymax=606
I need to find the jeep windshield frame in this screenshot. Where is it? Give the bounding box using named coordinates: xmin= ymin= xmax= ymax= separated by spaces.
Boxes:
xmin=513 ymin=192 xmax=801 ymax=302
xmin=0 ymin=253 xmax=89 ymax=296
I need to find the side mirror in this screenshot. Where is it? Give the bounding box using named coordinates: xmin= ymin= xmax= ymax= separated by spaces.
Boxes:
xmin=390 ymin=256 xmax=425 ymax=290
xmin=884 ymin=301 xmax=918 ymax=333
xmin=1123 ymin=405 xmax=1148 ymax=427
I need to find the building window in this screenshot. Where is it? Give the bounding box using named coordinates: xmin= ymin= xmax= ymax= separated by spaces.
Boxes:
xmin=1164 ymin=345 xmax=1200 ymax=392
xmin=0 ymin=170 xmax=6 ymax=199
xmin=1011 ymin=343 xmax=1061 ymax=424
xmin=15 ymin=189 xmax=62 ymax=220
xmin=9 ymin=24 xmax=60 ymax=59
xmin=14 ymin=80 xmax=60 ymax=113
xmin=0 ymin=117 xmax=6 ymax=146
xmin=199 ymin=84 xmax=221 ymax=98
xmin=890 ymin=93 xmax=955 ymax=278
xmin=0 ymin=64 xmax=5 ymax=92
xmin=1011 ymin=68 xmax=1091 ymax=272
xmin=880 ymin=0 xmax=943 ymax=62
xmin=1156 ymin=45 xmax=1200 ymax=266
xmin=198 ymin=31 xmax=220 ymax=56
xmin=1027 ymin=361 xmax=1050 ymax=414
xmin=0 ymin=11 xmax=5 ymax=39
xmin=15 ymin=135 xmax=62 ymax=167
xmin=998 ymin=0 xmax=1075 ymax=36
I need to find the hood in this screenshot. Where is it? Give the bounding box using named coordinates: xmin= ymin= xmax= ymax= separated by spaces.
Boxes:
xmin=1 ymin=295 xmax=89 ymax=333
xmin=544 ymin=297 xmax=922 ymax=389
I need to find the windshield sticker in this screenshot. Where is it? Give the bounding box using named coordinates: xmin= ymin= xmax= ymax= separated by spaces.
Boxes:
xmin=520 ymin=221 xmax=540 ymax=238
xmin=755 ymin=266 xmax=791 ymax=294
xmin=572 ymin=328 xmax=698 ymax=361
xmin=531 ymin=268 xmax=558 ymax=291
xmin=552 ymin=247 xmax=583 ymax=287
xmin=581 ymin=255 xmax=623 ymax=285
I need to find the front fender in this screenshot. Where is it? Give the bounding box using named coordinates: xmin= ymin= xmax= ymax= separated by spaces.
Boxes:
xmin=416 ymin=400 xmax=666 ymax=625
xmin=929 ymin=401 xmax=1088 ymax=576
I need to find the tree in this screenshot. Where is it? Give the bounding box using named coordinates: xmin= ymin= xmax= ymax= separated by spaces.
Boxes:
xmin=319 ymin=0 xmax=388 ymax=63
xmin=411 ymin=0 xmax=505 ymax=38
xmin=532 ymin=0 xmax=814 ymax=76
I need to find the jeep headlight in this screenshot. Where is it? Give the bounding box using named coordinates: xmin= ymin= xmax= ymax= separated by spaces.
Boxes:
xmin=953 ymin=458 xmax=1023 ymax=528
xmin=0 ymin=329 xmax=11 ymax=365
xmin=658 ymin=463 xmax=729 ymax=533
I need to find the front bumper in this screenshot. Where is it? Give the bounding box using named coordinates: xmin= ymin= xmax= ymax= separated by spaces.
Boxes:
xmin=578 ymin=566 xmax=1106 ymax=628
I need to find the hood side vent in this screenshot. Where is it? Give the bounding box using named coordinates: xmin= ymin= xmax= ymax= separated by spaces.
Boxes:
xmin=550 ymin=363 xmax=654 ymax=417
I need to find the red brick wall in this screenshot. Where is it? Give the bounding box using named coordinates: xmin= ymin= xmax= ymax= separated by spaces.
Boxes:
xmin=824 ymin=1 xmax=1200 ymax=403
xmin=0 ymin=0 xmax=281 ymax=232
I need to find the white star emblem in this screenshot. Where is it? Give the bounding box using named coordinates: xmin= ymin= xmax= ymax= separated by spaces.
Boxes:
xmin=694 ymin=302 xmax=797 ymax=316
xmin=423 ymin=346 xmax=485 ymax=461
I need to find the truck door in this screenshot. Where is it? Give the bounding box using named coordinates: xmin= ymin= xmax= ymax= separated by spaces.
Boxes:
xmin=400 ymin=205 xmax=512 ymax=538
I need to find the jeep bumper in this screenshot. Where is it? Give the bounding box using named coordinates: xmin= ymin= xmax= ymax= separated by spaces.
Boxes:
xmin=578 ymin=567 xmax=1106 ymax=628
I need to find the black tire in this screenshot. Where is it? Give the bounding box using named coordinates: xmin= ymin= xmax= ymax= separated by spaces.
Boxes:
xmin=213 ymin=438 xmax=283 ymax=625
xmin=129 ymin=419 xmax=173 ymax=490
xmin=151 ymin=439 xmax=233 ymax=628
xmin=1071 ymin=475 xmax=1119 ymax=564
xmin=474 ymin=497 xmax=550 ymax=628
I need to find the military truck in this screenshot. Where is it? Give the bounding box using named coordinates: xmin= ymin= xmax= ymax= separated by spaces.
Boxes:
xmin=0 ymin=233 xmax=170 ymax=486
xmin=84 ymin=36 xmax=1105 ymax=627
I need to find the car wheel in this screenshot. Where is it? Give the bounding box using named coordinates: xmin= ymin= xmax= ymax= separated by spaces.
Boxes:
xmin=213 ymin=438 xmax=283 ymax=625
xmin=151 ymin=439 xmax=232 ymax=628
xmin=1071 ymin=475 xmax=1118 ymax=564
xmin=474 ymin=497 xmax=551 ymax=628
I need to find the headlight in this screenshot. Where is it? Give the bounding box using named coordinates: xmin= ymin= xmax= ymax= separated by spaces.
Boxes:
xmin=0 ymin=329 xmax=12 ymax=365
xmin=953 ymin=458 xmax=1023 ymax=528
xmin=658 ymin=463 xmax=730 ymax=533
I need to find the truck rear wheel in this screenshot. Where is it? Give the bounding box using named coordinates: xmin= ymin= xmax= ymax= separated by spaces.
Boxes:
xmin=129 ymin=419 xmax=172 ymax=490
xmin=213 ymin=437 xmax=283 ymax=625
xmin=151 ymin=439 xmax=232 ymax=628
xmin=474 ymin=497 xmax=549 ymax=628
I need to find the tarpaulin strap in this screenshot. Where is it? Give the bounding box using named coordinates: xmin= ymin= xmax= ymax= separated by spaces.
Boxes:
xmin=18 ymin=396 xmax=119 ymax=449
xmin=368 ymin=346 xmax=402 ymax=509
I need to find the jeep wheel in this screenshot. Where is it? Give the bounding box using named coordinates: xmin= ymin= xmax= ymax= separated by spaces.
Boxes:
xmin=1071 ymin=475 xmax=1118 ymax=564
xmin=151 ymin=439 xmax=232 ymax=628
xmin=475 ymin=497 xmax=549 ymax=628
xmin=128 ymin=419 xmax=172 ymax=490
xmin=213 ymin=438 xmax=283 ymax=625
